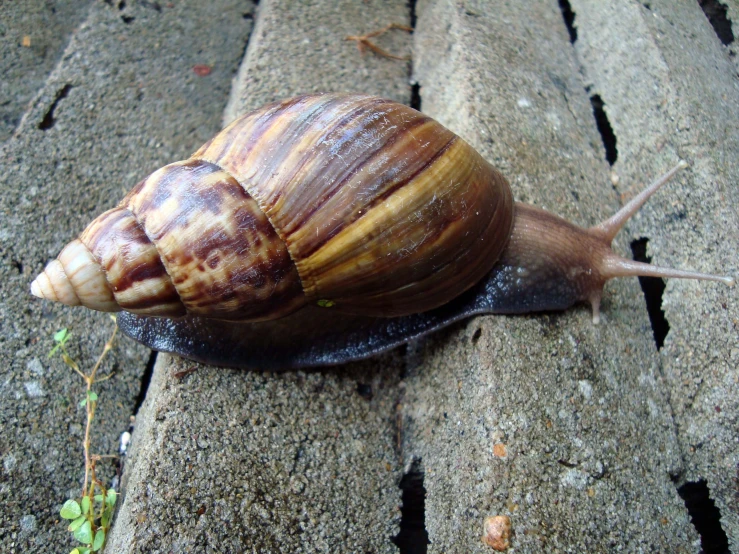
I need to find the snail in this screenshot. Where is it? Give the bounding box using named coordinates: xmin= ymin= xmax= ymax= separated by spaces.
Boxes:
xmin=31 ymin=93 xmax=733 ymax=369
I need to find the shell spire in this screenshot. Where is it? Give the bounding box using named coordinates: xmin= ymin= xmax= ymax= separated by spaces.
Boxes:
xmin=30 ymin=239 xmax=119 ymax=311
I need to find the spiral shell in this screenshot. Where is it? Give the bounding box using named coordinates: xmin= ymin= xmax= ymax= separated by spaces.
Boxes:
xmin=32 ymin=93 xmax=514 ymax=321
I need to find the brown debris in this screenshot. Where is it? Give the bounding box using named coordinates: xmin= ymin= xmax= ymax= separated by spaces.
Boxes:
xmin=192 ymin=64 xmax=212 ymax=76
xmin=345 ymin=23 xmax=412 ymax=60
xmin=482 ymin=515 xmax=512 ymax=551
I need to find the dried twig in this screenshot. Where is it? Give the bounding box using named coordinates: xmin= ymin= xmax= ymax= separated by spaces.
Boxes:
xmin=345 ymin=23 xmax=413 ymax=60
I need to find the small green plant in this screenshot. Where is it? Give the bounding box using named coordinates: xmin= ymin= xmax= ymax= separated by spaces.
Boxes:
xmin=50 ymin=318 xmax=119 ymax=553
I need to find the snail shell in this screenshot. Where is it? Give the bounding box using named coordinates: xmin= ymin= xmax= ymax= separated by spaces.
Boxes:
xmin=33 ymin=93 xmax=513 ymax=322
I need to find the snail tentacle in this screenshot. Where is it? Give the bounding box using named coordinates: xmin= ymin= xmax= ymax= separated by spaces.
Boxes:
xmin=593 ymin=161 xmax=689 ymax=242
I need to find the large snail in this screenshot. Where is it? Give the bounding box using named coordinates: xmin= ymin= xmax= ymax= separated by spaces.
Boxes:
xmin=31 ymin=93 xmax=733 ymax=369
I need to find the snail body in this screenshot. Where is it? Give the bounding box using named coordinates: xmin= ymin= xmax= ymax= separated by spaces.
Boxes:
xmin=31 ymin=93 xmax=733 ymax=369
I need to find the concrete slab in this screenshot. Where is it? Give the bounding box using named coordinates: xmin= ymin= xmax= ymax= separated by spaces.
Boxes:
xmin=0 ymin=1 xmax=251 ymax=552
xmin=6 ymin=0 xmax=735 ymax=552
xmin=403 ymin=0 xmax=713 ymax=551
xmin=571 ymin=0 xmax=739 ymax=549
xmin=107 ymin=348 xmax=405 ymax=553
xmin=0 ymin=0 xmax=93 ymax=143
xmin=106 ymin=1 xmax=412 ymax=552
xmin=222 ymin=0 xmax=412 ymax=124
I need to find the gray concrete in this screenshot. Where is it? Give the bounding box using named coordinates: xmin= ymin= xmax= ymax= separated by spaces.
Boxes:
xmin=0 ymin=0 xmax=93 ymax=143
xmin=222 ymin=0 xmax=412 ymax=124
xmin=403 ymin=0 xmax=723 ymax=551
xmin=571 ymin=0 xmax=739 ymax=549
xmin=106 ymin=1 xmax=411 ymax=552
xmin=0 ymin=1 xmax=251 ymax=552
xmin=3 ymin=0 xmax=738 ymax=552
xmin=107 ymin=346 xmax=404 ymax=553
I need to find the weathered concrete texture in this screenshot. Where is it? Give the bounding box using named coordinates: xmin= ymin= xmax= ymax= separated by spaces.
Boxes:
xmin=571 ymin=0 xmax=739 ymax=549
xmin=0 ymin=0 xmax=93 ymax=143
xmin=222 ymin=0 xmax=412 ymax=124
xmin=404 ymin=0 xmax=702 ymax=551
xmin=0 ymin=1 xmax=251 ymax=552
xmin=107 ymin=1 xmax=411 ymax=552
xmin=107 ymin=352 xmax=403 ymax=553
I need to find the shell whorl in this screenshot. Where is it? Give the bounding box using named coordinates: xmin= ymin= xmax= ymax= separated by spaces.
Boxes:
xmin=194 ymin=93 xmax=514 ymax=316
xmin=31 ymin=160 xmax=305 ymax=321
xmin=32 ymin=93 xmax=514 ymax=320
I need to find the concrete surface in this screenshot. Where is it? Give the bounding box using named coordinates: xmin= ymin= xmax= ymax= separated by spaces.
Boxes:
xmin=402 ymin=0 xmax=724 ymax=551
xmin=106 ymin=1 xmax=411 ymax=553
xmin=2 ymin=0 xmax=737 ymax=553
xmin=0 ymin=0 xmax=93 ymax=143
xmin=0 ymin=1 xmax=251 ymax=552
xmin=107 ymin=346 xmax=404 ymax=553
xmin=222 ymin=0 xmax=412 ymax=123
xmin=570 ymin=0 xmax=739 ymax=549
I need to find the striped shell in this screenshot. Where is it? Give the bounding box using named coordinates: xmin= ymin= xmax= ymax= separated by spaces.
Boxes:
xmin=31 ymin=93 xmax=514 ymax=321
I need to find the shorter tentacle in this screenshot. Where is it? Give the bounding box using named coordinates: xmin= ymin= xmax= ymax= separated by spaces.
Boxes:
xmin=592 ymin=160 xmax=688 ymax=242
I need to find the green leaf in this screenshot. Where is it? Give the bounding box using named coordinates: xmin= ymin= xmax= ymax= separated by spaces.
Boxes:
xmin=71 ymin=549 xmax=81 ymax=554
xmin=94 ymin=494 xmax=103 ymax=503
xmin=68 ymin=516 xmax=86 ymax=532
xmin=73 ymin=520 xmax=93 ymax=545
xmin=60 ymin=499 xmax=82 ymax=519
xmin=317 ymin=299 xmax=335 ymax=308
xmin=54 ymin=328 xmax=69 ymax=343
xmin=87 ymin=391 xmax=98 ymax=402
xmin=106 ymin=489 xmax=117 ymax=507
xmin=92 ymin=529 xmax=105 ymax=551
xmin=79 ymin=398 xmax=87 ymax=408
xmin=81 ymin=496 xmax=91 ymax=515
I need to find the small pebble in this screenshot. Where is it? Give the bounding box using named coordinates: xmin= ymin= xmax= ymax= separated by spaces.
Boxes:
xmin=482 ymin=515 xmax=512 ymax=551
xmin=26 ymin=358 xmax=44 ymax=376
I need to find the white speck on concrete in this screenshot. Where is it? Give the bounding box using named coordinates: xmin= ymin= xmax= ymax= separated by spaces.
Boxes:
xmin=578 ymin=380 xmax=593 ymax=400
xmin=20 ymin=514 xmax=37 ymax=536
xmin=561 ymin=468 xmax=589 ymax=490
xmin=4 ymin=453 xmax=17 ymax=472
xmin=517 ymin=97 xmax=531 ymax=107
xmin=120 ymin=431 xmax=132 ymax=455
xmin=26 ymin=357 xmax=44 ymax=376
xmin=24 ymin=381 xmax=44 ymax=397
